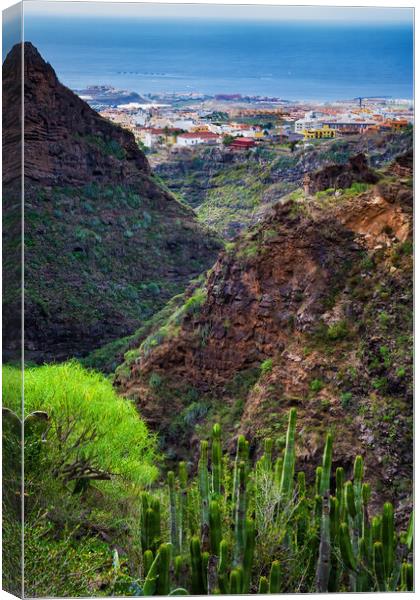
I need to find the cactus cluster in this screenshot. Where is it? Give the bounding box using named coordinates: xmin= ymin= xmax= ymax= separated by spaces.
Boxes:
xmin=129 ymin=410 xmax=413 ymax=595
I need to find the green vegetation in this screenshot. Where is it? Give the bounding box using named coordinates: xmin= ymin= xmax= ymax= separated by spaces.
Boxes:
xmin=83 ymin=134 xmax=127 ymax=160
xmin=13 ymin=406 xmax=411 ymax=595
xmin=260 ymin=358 xmax=273 ymax=375
xmin=22 ymin=181 xmax=220 ymax=360
xmin=2 ymin=363 xmax=159 ymax=596
xmin=3 ymin=362 xmax=159 ymax=489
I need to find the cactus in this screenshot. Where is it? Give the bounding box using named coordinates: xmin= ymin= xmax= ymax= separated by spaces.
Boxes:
xmin=279 ymin=408 xmax=297 ymax=503
xmin=371 ymin=515 xmax=382 ymax=543
xmin=339 ymin=522 xmax=357 ymax=571
xmin=232 ymin=434 xmax=248 ymax=519
xmin=274 ymin=455 xmax=283 ymax=488
xmin=328 ymin=496 xmax=341 ymax=592
xmin=143 ymin=549 xmax=160 ymax=596
xmin=373 ymin=541 xmax=386 ymax=591
xmin=174 ymin=555 xmax=183 ymax=581
xmin=168 ymin=471 xmax=180 ymax=556
xmin=229 ymin=568 xmax=242 ymax=594
xmin=157 ymin=543 xmax=172 ymax=596
xmin=381 ymin=502 xmax=395 ymax=580
xmin=144 ymin=549 xmax=154 ymax=578
xmin=242 ymin=518 xmax=256 ymax=593
xmin=353 ymin=456 xmax=364 ymax=535
xmin=319 ymin=433 xmax=333 ymax=496
xmin=142 ymin=498 xmax=162 ymax=553
xmin=199 ymin=441 xmax=210 ymax=531
xmin=233 ymin=461 xmax=247 ymax=565
xmin=258 ymin=576 xmax=269 ymax=594
xmin=190 ymin=536 xmax=206 ymax=595
xmin=315 ymin=493 xmax=331 ymax=592
xmin=217 ymin=539 xmax=229 ymax=594
xmin=269 ymin=560 xmax=282 ymax=593
xmin=260 ymin=437 xmax=273 ymax=472
xmin=202 ymin=551 xmax=209 ymax=592
xmin=314 ymin=494 xmax=322 ymax=522
xmin=315 ymin=466 xmax=323 ymax=496
xmin=211 ymin=424 xmax=222 ymax=496
xmin=344 ymin=481 xmax=356 ymax=520
xmin=400 ymin=562 xmax=413 ymax=591
xmin=178 ymin=461 xmax=188 ymax=551
xmin=335 ymin=467 xmax=344 ymax=514
xmin=209 ymin=500 xmax=222 ymax=556
xmin=135 ymin=412 xmax=411 ymax=595
xmin=361 ymin=483 xmax=371 ymax=539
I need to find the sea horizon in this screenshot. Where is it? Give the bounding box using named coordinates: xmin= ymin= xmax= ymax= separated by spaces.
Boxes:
xmin=21 ymin=16 xmax=414 ymax=103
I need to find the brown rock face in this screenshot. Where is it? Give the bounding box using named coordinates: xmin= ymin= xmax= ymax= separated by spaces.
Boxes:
xmin=303 ymin=153 xmax=379 ymax=195
xmin=2 ymin=43 xmax=221 ymax=362
xmin=21 ymin=42 xmax=150 ymax=186
xmin=117 ymin=157 xmax=412 ymax=519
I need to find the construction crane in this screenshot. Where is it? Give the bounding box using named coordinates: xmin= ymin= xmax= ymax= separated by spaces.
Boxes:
xmin=353 ymin=96 xmax=391 ymax=108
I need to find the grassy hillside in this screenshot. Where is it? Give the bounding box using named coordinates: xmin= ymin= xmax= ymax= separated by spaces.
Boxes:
xmin=2 ymin=362 xmax=159 ymax=597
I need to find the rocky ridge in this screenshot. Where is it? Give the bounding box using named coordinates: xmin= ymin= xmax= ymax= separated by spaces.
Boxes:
xmin=2 ymin=43 xmax=222 ymax=362
xmin=116 ymin=154 xmax=413 ymax=521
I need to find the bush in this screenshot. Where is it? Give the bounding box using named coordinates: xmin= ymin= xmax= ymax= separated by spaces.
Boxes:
xmin=260 ymin=358 xmax=273 ymax=375
xmin=309 ymin=378 xmax=324 ymax=393
xmin=327 ymin=321 xmax=349 ymax=341
xmin=2 ymin=363 xmax=159 ymax=490
xmin=340 ymin=391 xmax=353 ymax=409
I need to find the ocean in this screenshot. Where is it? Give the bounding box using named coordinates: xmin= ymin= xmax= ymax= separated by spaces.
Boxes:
xmin=23 ymin=16 xmax=413 ymax=102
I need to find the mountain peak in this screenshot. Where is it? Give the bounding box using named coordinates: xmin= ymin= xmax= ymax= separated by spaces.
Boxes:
xmin=2 ymin=44 xmax=222 ymax=361
xmin=3 ymin=41 xmax=152 ymax=185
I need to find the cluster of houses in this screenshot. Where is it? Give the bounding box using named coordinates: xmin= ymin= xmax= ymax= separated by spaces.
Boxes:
xmin=295 ymin=110 xmax=410 ymax=140
xmin=134 ymin=121 xmax=264 ymax=150
xmin=99 ymin=99 xmax=412 ymax=153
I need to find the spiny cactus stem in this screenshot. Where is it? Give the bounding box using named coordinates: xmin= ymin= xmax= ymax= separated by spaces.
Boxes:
xmin=315 ymin=492 xmax=331 ymax=593
xmin=319 ymin=433 xmax=333 ymax=496
xmin=279 ymin=408 xmax=297 ymax=503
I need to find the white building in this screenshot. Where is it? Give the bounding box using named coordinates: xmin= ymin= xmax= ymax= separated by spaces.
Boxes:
xmin=176 ymin=132 xmax=221 ymax=147
xmin=294 ymin=111 xmax=322 ymax=132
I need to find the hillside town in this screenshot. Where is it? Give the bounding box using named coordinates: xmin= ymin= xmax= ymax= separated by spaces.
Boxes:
xmin=83 ymin=87 xmax=413 ymax=155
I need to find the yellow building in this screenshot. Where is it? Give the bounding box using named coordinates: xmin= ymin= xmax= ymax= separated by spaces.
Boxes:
xmin=302 ymin=125 xmax=336 ymax=140
xmin=192 ymin=124 xmax=211 ymax=133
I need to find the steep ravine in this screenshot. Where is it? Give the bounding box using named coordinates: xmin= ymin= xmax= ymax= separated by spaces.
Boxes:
xmin=154 ymin=130 xmax=412 ymax=238
xmin=116 ymin=153 xmax=413 ymax=522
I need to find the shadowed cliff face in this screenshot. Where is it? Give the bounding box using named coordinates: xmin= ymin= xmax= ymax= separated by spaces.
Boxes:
xmin=2 ymin=43 xmax=222 ymax=362
xmin=116 ymin=155 xmax=413 ymax=522
xmin=21 ymin=42 xmax=151 ymax=186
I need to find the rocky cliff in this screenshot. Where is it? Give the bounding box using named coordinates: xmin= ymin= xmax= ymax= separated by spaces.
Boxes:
xmin=154 ymin=130 xmax=412 ymax=238
xmin=2 ymin=43 xmax=221 ymax=362
xmin=116 ymin=155 xmax=413 ymax=520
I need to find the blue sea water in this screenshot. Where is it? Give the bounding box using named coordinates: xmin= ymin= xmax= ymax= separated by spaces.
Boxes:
xmin=23 ymin=16 xmax=413 ymax=101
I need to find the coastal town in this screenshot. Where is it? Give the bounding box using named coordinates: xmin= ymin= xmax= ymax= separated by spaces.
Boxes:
xmin=78 ymin=86 xmax=413 ymax=157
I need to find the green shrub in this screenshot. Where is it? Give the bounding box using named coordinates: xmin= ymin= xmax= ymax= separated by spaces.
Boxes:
xmin=184 ymin=288 xmax=207 ymax=315
xmin=327 ymin=321 xmax=349 ymax=341
xmin=309 ymin=378 xmax=324 ymax=393
xmin=2 ymin=363 xmax=159 ymax=489
xmin=149 ymin=372 xmax=163 ymax=390
xmin=260 ymin=358 xmax=273 ymax=375
xmin=340 ymin=391 xmax=353 ymax=409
